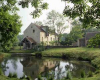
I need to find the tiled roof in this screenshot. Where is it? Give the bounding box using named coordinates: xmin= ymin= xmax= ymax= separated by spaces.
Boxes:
xmin=33 ymin=23 xmax=58 ymax=36
xmin=33 ymin=23 xmax=46 ymax=32
xmin=85 ymin=32 xmax=100 ymax=40
xmin=26 ymin=37 xmax=36 ymax=43
xmin=21 ymin=37 xmax=36 ymax=44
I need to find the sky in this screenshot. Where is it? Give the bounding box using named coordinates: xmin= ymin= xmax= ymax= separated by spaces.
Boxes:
xmin=17 ymin=0 xmax=73 ymax=35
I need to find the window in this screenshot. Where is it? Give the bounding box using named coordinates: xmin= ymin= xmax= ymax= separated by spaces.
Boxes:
xmin=42 ymin=37 xmax=43 ymax=41
xmin=51 ymin=37 xmax=52 ymax=41
xmin=33 ymin=29 xmax=35 ymax=33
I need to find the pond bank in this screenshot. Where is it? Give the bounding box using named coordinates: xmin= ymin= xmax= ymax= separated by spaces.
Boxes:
xmin=40 ymin=48 xmax=100 ymax=79
xmin=41 ymin=48 xmax=100 ymax=68
xmin=1 ymin=47 xmax=100 ymax=80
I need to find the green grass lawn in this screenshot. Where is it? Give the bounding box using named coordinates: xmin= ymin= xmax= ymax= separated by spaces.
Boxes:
xmin=10 ymin=46 xmax=34 ymax=53
xmin=42 ymin=47 xmax=100 ymax=57
xmin=10 ymin=49 xmax=34 ymax=53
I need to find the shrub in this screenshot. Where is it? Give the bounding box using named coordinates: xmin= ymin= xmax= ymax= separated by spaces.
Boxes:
xmin=12 ymin=72 xmax=17 ymax=78
xmin=26 ymin=76 xmax=31 ymax=80
xmin=88 ymin=71 xmax=93 ymax=77
xmin=48 ymin=77 xmax=54 ymax=80
xmin=35 ymin=52 xmax=42 ymax=58
xmin=80 ymin=70 xmax=85 ymax=78
xmin=87 ymin=34 xmax=100 ymax=48
xmin=8 ymin=72 xmax=13 ymax=78
xmin=66 ymin=71 xmax=72 ymax=80
xmin=0 ymin=69 xmax=2 ymax=75
xmin=38 ymin=75 xmax=43 ymax=80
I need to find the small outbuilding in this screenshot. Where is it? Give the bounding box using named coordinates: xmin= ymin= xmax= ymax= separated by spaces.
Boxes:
xmin=78 ymin=32 xmax=100 ymax=47
xmin=21 ymin=37 xmax=36 ymax=49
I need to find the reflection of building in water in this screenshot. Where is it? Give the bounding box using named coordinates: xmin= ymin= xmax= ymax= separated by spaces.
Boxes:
xmin=21 ymin=57 xmax=59 ymax=80
xmin=0 ymin=55 xmax=4 ymax=63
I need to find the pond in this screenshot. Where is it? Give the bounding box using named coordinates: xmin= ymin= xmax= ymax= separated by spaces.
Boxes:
xmin=0 ymin=56 xmax=95 ymax=80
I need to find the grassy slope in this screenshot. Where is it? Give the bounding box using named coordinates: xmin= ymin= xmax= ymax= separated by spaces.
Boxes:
xmin=42 ymin=47 xmax=100 ymax=67
xmin=42 ymin=47 xmax=100 ymax=57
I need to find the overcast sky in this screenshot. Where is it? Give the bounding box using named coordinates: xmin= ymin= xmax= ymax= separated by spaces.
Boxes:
xmin=17 ymin=0 xmax=73 ymax=34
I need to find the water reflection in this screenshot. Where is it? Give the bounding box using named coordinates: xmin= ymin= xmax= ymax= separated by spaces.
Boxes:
xmin=1 ymin=57 xmax=24 ymax=78
xmin=21 ymin=57 xmax=59 ymax=80
xmin=0 ymin=56 xmax=95 ymax=80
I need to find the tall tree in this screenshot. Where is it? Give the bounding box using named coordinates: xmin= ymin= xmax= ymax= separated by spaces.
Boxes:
xmin=34 ymin=21 xmax=43 ymax=26
xmin=0 ymin=0 xmax=22 ymax=52
xmin=63 ymin=0 xmax=100 ymax=29
xmin=60 ymin=20 xmax=83 ymax=46
xmin=45 ymin=10 xmax=68 ymax=43
xmin=45 ymin=10 xmax=59 ymax=31
xmin=69 ymin=25 xmax=83 ymax=43
xmin=69 ymin=20 xmax=83 ymax=43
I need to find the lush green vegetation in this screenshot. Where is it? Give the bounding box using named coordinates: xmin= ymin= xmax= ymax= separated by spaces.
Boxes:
xmin=87 ymin=34 xmax=100 ymax=48
xmin=10 ymin=49 xmax=34 ymax=53
xmin=0 ymin=0 xmax=22 ymax=52
xmin=63 ymin=0 xmax=100 ymax=29
xmin=0 ymin=0 xmax=48 ymax=52
xmin=10 ymin=46 xmax=34 ymax=53
xmin=0 ymin=75 xmax=27 ymax=80
xmin=60 ymin=21 xmax=83 ymax=46
xmin=72 ymin=77 xmax=99 ymax=80
xmin=37 ymin=74 xmax=100 ymax=80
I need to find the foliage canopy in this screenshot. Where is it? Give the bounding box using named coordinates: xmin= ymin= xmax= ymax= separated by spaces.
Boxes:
xmin=87 ymin=34 xmax=100 ymax=48
xmin=63 ymin=0 xmax=100 ymax=29
xmin=0 ymin=0 xmax=22 ymax=52
xmin=18 ymin=0 xmax=48 ymax=18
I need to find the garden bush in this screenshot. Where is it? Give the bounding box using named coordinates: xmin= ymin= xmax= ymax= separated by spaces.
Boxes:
xmin=80 ymin=70 xmax=85 ymax=78
xmin=87 ymin=34 xmax=100 ymax=48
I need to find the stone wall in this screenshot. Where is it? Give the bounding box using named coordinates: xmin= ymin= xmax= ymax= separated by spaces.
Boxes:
xmin=24 ymin=23 xmax=40 ymax=44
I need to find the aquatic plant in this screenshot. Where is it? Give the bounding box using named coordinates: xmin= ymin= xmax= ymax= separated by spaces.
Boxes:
xmin=8 ymin=72 xmax=13 ymax=78
xmin=48 ymin=77 xmax=54 ymax=80
xmin=0 ymin=69 xmax=3 ymax=75
xmin=12 ymin=72 xmax=17 ymax=78
xmin=80 ymin=70 xmax=85 ymax=78
xmin=66 ymin=71 xmax=72 ymax=80
xmin=88 ymin=71 xmax=93 ymax=77
xmin=35 ymin=52 xmax=42 ymax=58
xmin=26 ymin=76 xmax=31 ymax=80
xmin=38 ymin=75 xmax=43 ymax=80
